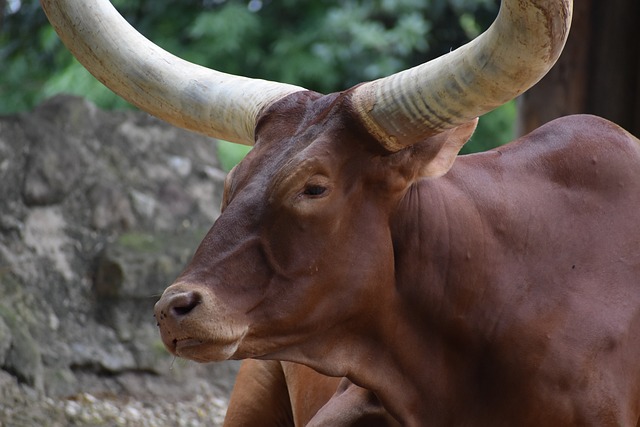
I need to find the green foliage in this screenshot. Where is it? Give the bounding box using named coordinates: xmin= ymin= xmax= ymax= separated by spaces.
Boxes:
xmin=1 ymin=0 xmax=58 ymax=113
xmin=2 ymin=0 xmax=508 ymax=152
xmin=217 ymin=140 xmax=252 ymax=172
xmin=42 ymin=60 xmax=133 ymax=110
xmin=462 ymin=101 xmax=517 ymax=154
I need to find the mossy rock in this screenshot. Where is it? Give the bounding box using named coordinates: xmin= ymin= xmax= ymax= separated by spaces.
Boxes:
xmin=0 ymin=304 xmax=43 ymax=390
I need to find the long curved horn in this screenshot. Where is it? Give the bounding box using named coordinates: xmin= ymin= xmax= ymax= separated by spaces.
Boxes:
xmin=40 ymin=0 xmax=305 ymax=146
xmin=351 ymin=0 xmax=573 ymax=151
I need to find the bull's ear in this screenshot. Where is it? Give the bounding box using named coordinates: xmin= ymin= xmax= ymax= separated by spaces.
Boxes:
xmin=418 ymin=118 xmax=478 ymax=178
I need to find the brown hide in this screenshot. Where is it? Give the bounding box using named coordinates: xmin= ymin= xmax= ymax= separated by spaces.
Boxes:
xmin=156 ymin=89 xmax=640 ymax=427
xmin=306 ymin=377 xmax=400 ymax=427
xmin=224 ymin=359 xmax=398 ymax=427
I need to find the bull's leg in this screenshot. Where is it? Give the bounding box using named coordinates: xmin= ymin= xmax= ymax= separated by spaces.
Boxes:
xmin=306 ymin=378 xmax=401 ymax=427
xmin=223 ymin=359 xmax=294 ymax=426
xmin=224 ymin=359 xmax=399 ymax=426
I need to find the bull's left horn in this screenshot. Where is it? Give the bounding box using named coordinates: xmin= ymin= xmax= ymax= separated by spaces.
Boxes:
xmin=351 ymin=0 xmax=573 ymax=151
xmin=40 ymin=0 xmax=305 ymax=146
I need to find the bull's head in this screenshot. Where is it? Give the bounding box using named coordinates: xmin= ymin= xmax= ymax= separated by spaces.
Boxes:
xmin=41 ymin=0 xmax=572 ymax=368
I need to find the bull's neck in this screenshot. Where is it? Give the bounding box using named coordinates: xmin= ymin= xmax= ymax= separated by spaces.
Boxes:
xmin=282 ymin=303 xmax=430 ymax=426
xmin=348 ymin=307 xmax=458 ymax=426
xmin=300 ymin=293 xmax=473 ymax=425
xmin=361 ymin=168 xmax=498 ymax=424
xmin=391 ymin=166 xmax=495 ymax=316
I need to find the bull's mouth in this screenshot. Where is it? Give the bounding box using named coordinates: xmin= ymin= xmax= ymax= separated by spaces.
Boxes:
xmin=174 ymin=338 xmax=215 ymax=362
xmin=163 ymin=333 xmax=243 ymax=363
xmin=173 ymin=337 xmax=204 ymax=353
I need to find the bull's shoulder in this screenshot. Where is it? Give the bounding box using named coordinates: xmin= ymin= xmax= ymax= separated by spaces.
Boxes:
xmin=505 ymin=114 xmax=640 ymax=162
xmin=531 ymin=115 xmax=639 ymax=187
xmin=527 ymin=114 xmax=639 ymax=150
xmin=470 ymin=114 xmax=640 ymax=191
xmin=433 ymin=114 xmax=640 ymax=232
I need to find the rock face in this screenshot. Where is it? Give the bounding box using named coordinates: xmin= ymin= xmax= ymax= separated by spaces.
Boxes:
xmin=0 ymin=96 xmax=238 ymax=426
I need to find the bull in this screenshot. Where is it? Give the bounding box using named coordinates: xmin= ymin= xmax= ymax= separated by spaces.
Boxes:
xmin=42 ymin=0 xmax=640 ymax=425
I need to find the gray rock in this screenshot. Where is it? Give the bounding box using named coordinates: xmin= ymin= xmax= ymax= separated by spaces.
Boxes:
xmin=0 ymin=303 xmax=44 ymax=391
xmin=0 ymin=316 xmax=11 ymax=366
xmin=0 ymin=95 xmax=237 ymax=426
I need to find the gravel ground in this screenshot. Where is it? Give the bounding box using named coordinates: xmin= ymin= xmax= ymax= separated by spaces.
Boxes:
xmin=0 ymin=369 xmax=233 ymax=427
xmin=1 ymin=390 xmax=228 ymax=427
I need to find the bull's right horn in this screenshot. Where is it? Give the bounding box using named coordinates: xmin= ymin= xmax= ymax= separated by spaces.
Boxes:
xmin=351 ymin=0 xmax=573 ymax=152
xmin=40 ymin=0 xmax=305 ymax=146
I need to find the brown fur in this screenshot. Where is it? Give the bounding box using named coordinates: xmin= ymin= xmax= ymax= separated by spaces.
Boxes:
xmin=156 ymin=90 xmax=640 ymax=426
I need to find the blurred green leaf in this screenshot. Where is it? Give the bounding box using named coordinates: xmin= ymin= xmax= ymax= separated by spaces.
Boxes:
xmin=462 ymin=101 xmax=516 ymax=154
xmin=217 ymin=140 xmax=252 ymax=172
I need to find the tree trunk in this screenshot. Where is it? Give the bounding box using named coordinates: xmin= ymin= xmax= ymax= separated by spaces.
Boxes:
xmin=1 ymin=0 xmax=7 ymax=31
xmin=517 ymin=0 xmax=640 ymax=138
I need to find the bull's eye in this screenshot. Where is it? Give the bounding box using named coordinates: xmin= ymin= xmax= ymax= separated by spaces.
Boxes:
xmin=303 ymin=185 xmax=327 ymax=197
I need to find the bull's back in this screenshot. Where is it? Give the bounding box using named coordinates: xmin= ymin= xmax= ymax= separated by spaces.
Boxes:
xmin=447 ymin=115 xmax=640 ymax=272
xmin=437 ymin=115 xmax=640 ymax=425
xmin=509 ymin=114 xmax=640 ymax=189
xmin=490 ymin=114 xmax=640 ymax=277
xmin=455 ymin=115 xmax=640 ymax=263
xmin=464 ymin=114 xmax=640 ymax=198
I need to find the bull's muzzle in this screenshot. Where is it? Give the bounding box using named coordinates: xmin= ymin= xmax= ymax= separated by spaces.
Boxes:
xmin=154 ymin=282 xmax=248 ymax=362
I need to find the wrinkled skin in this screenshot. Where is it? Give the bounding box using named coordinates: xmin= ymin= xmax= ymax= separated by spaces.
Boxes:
xmin=156 ymin=90 xmax=640 ymax=426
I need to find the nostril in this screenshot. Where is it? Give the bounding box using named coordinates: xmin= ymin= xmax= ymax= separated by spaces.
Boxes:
xmin=168 ymin=291 xmax=201 ymax=317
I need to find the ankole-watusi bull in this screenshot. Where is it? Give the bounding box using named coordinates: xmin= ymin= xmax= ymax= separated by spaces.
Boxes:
xmin=42 ymin=0 xmax=640 ymax=425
